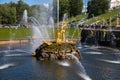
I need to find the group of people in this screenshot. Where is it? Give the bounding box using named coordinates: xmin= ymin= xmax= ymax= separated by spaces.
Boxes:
xmin=80 ymin=24 xmax=116 ymax=46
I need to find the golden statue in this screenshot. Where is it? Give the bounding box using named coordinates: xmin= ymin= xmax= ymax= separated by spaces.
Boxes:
xmin=43 ymin=19 xmax=73 ymax=45
xmin=42 ymin=21 xmax=68 ymax=45
xmin=109 ymin=17 xmax=112 ymax=28
xmin=56 ymin=21 xmax=68 ymax=44
xmin=116 ymin=15 xmax=119 ymax=25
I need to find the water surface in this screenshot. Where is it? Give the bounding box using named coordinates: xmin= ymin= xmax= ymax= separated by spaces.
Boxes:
xmin=0 ymin=44 xmax=120 ymax=80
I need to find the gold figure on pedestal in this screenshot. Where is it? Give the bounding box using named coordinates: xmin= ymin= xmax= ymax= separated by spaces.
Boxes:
xmin=32 ymin=14 xmax=82 ymax=61
xmin=43 ymin=19 xmax=74 ymax=45
xmin=42 ymin=21 xmax=68 ymax=45
xmin=116 ymin=15 xmax=119 ymax=26
xmin=56 ymin=21 xmax=67 ymax=44
xmin=109 ymin=17 xmax=112 ymax=28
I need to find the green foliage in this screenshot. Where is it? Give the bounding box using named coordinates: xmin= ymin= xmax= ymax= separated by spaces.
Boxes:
xmin=0 ymin=0 xmax=83 ymax=24
xmin=66 ymin=28 xmax=81 ymax=38
xmin=69 ymin=0 xmax=83 ymax=17
xmin=68 ymin=14 xmax=88 ymax=24
xmin=0 ymin=4 xmax=16 ymax=24
xmin=73 ymin=9 xmax=120 ymax=25
xmin=16 ymin=0 xmax=30 ymax=23
xmin=87 ymin=0 xmax=109 ymax=18
xmin=59 ymin=0 xmax=70 ymax=20
xmin=0 ymin=0 xmax=30 ymax=25
xmin=59 ymin=0 xmax=83 ymax=20
xmin=30 ymin=5 xmax=40 ymax=19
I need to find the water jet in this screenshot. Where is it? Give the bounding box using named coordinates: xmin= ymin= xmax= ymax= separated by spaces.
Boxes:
xmin=32 ymin=21 xmax=82 ymax=61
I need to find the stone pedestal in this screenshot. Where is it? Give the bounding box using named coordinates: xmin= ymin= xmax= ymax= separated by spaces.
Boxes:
xmin=32 ymin=42 xmax=82 ymax=61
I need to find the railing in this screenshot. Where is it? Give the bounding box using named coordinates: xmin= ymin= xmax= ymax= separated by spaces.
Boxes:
xmin=80 ymin=28 xmax=120 ymax=32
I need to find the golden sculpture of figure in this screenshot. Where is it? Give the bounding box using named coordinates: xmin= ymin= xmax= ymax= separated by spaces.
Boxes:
xmin=116 ymin=15 xmax=119 ymax=25
xmin=56 ymin=29 xmax=62 ymax=43
xmin=61 ymin=22 xmax=67 ymax=41
xmin=44 ymin=21 xmax=71 ymax=45
xmin=56 ymin=21 xmax=67 ymax=43
xmin=109 ymin=17 xmax=112 ymax=28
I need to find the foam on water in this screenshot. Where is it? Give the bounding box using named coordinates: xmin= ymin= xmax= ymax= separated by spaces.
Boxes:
xmin=96 ymin=46 xmax=120 ymax=52
xmin=78 ymin=73 xmax=92 ymax=80
xmin=0 ymin=50 xmax=9 ymax=53
xmin=66 ymin=53 xmax=92 ymax=80
xmin=99 ymin=59 xmax=120 ymax=64
xmin=77 ymin=46 xmax=82 ymax=49
xmin=5 ymin=54 xmax=24 ymax=57
xmin=0 ymin=63 xmax=15 ymax=70
xmin=113 ymin=53 xmax=120 ymax=54
xmin=84 ymin=52 xmax=103 ymax=55
xmin=11 ymin=49 xmax=30 ymax=53
xmin=66 ymin=54 xmax=86 ymax=73
xmin=0 ymin=49 xmax=30 ymax=54
xmin=80 ymin=46 xmax=99 ymax=51
xmin=0 ymin=49 xmax=31 ymax=57
xmin=57 ymin=61 xmax=70 ymax=67
xmin=83 ymin=45 xmax=90 ymax=48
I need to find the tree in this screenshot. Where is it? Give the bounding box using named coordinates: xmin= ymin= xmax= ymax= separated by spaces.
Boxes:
xmin=69 ymin=0 xmax=83 ymax=17
xmin=30 ymin=5 xmax=40 ymax=19
xmin=16 ymin=0 xmax=30 ymax=23
xmin=0 ymin=4 xmax=16 ymax=24
xmin=59 ymin=0 xmax=70 ymax=20
xmin=59 ymin=0 xmax=83 ymax=20
xmin=0 ymin=0 xmax=31 ymax=25
xmin=87 ymin=0 xmax=109 ymax=18
xmin=9 ymin=1 xmax=16 ymax=7
xmin=8 ymin=1 xmax=17 ymax=24
xmin=8 ymin=7 xmax=16 ymax=24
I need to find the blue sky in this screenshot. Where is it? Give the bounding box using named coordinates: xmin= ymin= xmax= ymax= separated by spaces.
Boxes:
xmin=0 ymin=0 xmax=53 ymax=5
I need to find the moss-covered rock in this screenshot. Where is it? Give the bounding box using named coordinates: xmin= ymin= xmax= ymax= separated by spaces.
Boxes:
xmin=32 ymin=42 xmax=82 ymax=61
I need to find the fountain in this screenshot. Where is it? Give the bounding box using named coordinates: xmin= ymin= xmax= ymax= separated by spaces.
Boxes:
xmin=28 ymin=1 xmax=86 ymax=79
xmin=21 ymin=9 xmax=28 ymax=27
xmin=28 ymin=1 xmax=82 ymax=61
xmin=32 ymin=13 xmax=82 ymax=60
xmin=29 ymin=3 xmax=55 ymax=51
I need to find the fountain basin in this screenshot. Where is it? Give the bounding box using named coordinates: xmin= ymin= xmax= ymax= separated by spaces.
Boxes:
xmin=32 ymin=42 xmax=82 ymax=61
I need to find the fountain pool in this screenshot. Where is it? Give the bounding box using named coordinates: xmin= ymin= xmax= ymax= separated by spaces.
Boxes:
xmin=0 ymin=44 xmax=120 ymax=80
